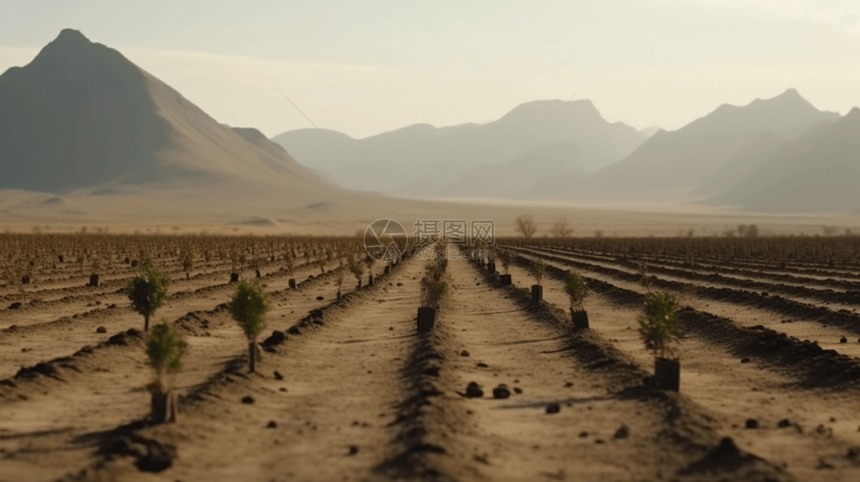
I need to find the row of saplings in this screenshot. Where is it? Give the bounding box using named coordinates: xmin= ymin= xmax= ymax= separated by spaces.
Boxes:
xmin=126 ymin=261 xmax=276 ymax=424
xmin=488 ymin=252 xmax=682 ymax=392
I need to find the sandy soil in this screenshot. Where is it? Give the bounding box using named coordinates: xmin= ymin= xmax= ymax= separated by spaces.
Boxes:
xmin=2 ymin=241 xmax=860 ymax=481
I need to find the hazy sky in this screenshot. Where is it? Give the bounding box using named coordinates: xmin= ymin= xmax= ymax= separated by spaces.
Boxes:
xmin=1 ymin=0 xmax=859 ymax=138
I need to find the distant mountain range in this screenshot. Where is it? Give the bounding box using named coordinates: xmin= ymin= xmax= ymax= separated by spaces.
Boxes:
xmin=2 ymin=29 xmax=857 ymax=214
xmin=591 ymin=88 xmax=841 ymax=194
xmin=0 ymin=29 xmax=337 ymax=207
xmin=275 ymin=88 xmax=857 ymax=212
xmin=272 ymin=99 xmax=645 ymax=198
xmin=708 ymin=107 xmax=860 ymax=212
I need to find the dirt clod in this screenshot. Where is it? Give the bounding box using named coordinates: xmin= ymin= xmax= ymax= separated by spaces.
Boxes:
xmin=492 ymin=384 xmax=510 ymax=399
xmin=96 ymin=326 xmax=107 ymax=333
xmin=263 ymin=330 xmax=286 ymax=346
xmin=460 ymin=350 xmax=470 ymax=357
xmin=546 ymin=403 xmax=560 ymax=414
xmin=267 ymin=421 xmax=277 ymax=428
xmin=745 ymin=419 xmax=759 ymax=429
xmin=465 ymin=382 xmax=483 ymax=398
xmin=241 ymin=396 xmax=255 ymax=404
xmin=613 ymin=425 xmax=630 ymax=439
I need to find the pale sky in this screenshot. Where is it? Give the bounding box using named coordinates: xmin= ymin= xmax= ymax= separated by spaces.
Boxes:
xmin=1 ymin=0 xmax=859 ymax=138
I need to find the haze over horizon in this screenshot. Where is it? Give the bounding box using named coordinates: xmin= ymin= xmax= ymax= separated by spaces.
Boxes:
xmin=2 ymin=0 xmax=860 ymax=139
xmin=2 ymin=25 xmax=859 ymax=216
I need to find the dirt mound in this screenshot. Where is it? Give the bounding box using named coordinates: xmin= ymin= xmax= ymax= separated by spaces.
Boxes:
xmin=677 ymin=437 xmax=791 ymax=481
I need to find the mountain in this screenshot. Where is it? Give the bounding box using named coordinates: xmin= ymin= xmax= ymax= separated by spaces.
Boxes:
xmin=639 ymin=125 xmax=662 ymax=138
xmin=707 ymin=108 xmax=860 ymax=212
xmin=273 ymin=99 xmax=645 ymax=198
xmin=591 ymin=89 xmax=841 ymax=193
xmin=0 ymin=29 xmax=335 ymax=203
xmin=693 ymin=133 xmax=787 ymax=198
xmin=521 ymin=170 xmax=592 ymax=199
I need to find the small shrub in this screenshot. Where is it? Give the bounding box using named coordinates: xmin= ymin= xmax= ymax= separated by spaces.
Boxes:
xmin=126 ymin=261 xmax=169 ymax=331
xmin=1 ymin=258 xmax=27 ymax=301
xmin=499 ymin=251 xmax=513 ymax=274
xmin=180 ymin=247 xmax=194 ymax=279
xmin=351 ymin=263 xmax=364 ymax=288
xmin=147 ymin=321 xmax=187 ymax=391
xmin=146 ymin=321 xmax=186 ymax=423
xmin=420 ymin=261 xmax=446 ymax=308
xmin=638 ymin=292 xmax=682 ymax=361
xmin=230 ymin=279 xmax=270 ymax=373
xmin=637 ymin=262 xmax=652 ymax=292
xmin=529 ymin=259 xmax=546 ymax=286
xmin=564 ymin=272 xmax=590 ymax=311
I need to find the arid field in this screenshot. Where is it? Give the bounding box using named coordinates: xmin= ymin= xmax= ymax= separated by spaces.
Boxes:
xmin=1 ymin=232 xmax=859 ymax=482
xmin=4 ymin=8 xmax=860 ymax=480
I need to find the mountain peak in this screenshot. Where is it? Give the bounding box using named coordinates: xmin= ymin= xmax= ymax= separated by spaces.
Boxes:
xmin=843 ymin=106 xmax=860 ymax=121
xmin=497 ymin=98 xmax=600 ymax=124
xmin=55 ymin=28 xmax=90 ymax=44
xmin=1 ymin=29 xmax=332 ymax=196
xmin=747 ymin=88 xmax=808 ymax=107
xmin=26 ymin=28 xmax=115 ymax=71
xmin=779 ymin=87 xmax=801 ymax=98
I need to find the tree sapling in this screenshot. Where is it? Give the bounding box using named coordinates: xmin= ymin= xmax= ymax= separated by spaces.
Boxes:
xmin=147 ymin=321 xmax=187 ymax=423
xmin=230 ymin=279 xmax=269 ymax=373
xmin=180 ymin=246 xmax=194 ymax=280
xmin=498 ymin=251 xmax=513 ymax=285
xmin=418 ymin=261 xmax=446 ymax=333
xmin=638 ymin=291 xmax=682 ymax=391
xmin=565 ymin=272 xmax=591 ymax=330
xmin=529 ymin=258 xmax=546 ymax=302
xmin=127 ymin=261 xmax=169 ymax=331
xmin=351 ymin=263 xmax=364 ymax=289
